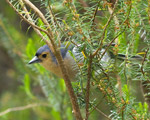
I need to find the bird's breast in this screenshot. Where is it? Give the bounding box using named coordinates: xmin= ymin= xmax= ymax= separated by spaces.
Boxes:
xmin=40 ymin=53 xmax=79 ymax=80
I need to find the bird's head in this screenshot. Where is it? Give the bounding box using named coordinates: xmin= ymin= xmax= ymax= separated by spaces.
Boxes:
xmin=28 ymin=45 xmax=56 ymax=65
xmin=28 ymin=44 xmax=74 ymax=78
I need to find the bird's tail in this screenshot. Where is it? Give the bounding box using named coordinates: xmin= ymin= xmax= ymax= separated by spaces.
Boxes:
xmin=104 ymin=43 xmax=147 ymax=63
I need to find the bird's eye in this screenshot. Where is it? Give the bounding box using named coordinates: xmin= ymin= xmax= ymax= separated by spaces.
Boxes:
xmin=42 ymin=54 xmax=47 ymax=58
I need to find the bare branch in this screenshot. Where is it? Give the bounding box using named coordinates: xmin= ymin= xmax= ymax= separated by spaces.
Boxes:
xmin=107 ymin=2 xmax=119 ymax=43
xmin=92 ymin=0 xmax=101 ymax=27
xmin=85 ymin=55 xmax=93 ymax=120
xmin=140 ymin=48 xmax=150 ymax=108
xmin=92 ymin=0 xmax=119 ymax=57
xmin=0 ymin=103 xmax=50 ymax=116
xmin=95 ymin=108 xmax=112 ymax=120
xmin=141 ymin=48 xmax=149 ymax=76
xmin=99 ymin=27 xmax=127 ymax=61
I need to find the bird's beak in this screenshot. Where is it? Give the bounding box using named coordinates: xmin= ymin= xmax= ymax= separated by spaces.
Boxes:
xmin=28 ymin=56 xmax=41 ymax=64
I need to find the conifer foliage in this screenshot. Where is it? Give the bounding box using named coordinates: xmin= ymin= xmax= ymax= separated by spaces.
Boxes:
xmin=3 ymin=0 xmax=150 ymax=119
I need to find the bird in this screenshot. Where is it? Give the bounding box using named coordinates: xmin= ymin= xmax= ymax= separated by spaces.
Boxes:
xmin=28 ymin=43 xmax=146 ymax=80
xmin=28 ymin=44 xmax=79 ymax=80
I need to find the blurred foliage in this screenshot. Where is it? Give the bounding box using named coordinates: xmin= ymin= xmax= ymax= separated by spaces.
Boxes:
xmin=0 ymin=0 xmax=150 ymax=120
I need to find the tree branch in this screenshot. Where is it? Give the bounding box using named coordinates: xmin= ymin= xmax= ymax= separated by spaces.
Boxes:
xmin=85 ymin=55 xmax=93 ymax=120
xmin=0 ymin=103 xmax=50 ymax=116
xmin=92 ymin=0 xmax=119 ymax=57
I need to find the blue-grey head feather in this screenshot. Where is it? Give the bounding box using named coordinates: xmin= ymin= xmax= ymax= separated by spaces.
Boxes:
xmin=35 ymin=44 xmax=71 ymax=64
xmin=36 ymin=45 xmax=51 ymax=56
xmin=59 ymin=44 xmax=72 ymax=58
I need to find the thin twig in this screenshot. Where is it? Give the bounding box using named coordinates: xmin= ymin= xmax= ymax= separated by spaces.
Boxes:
xmin=48 ymin=3 xmax=66 ymax=36
xmin=78 ymin=0 xmax=99 ymax=26
xmin=109 ymin=0 xmax=132 ymax=96
xmin=107 ymin=1 xmax=119 ymax=43
xmin=129 ymin=113 xmax=137 ymax=120
xmin=48 ymin=3 xmax=78 ymax=47
xmin=93 ymin=0 xmax=131 ymax=58
xmin=92 ymin=0 xmax=101 ymax=27
xmin=107 ymin=0 xmax=122 ymax=96
xmin=89 ymin=95 xmax=105 ymax=114
xmin=141 ymin=48 xmax=149 ymax=76
xmin=95 ymin=108 xmax=112 ymax=120
xmin=99 ymin=27 xmax=127 ymax=60
xmin=0 ymin=103 xmax=50 ymax=116
xmin=140 ymin=48 xmax=150 ymax=108
xmin=97 ymin=27 xmax=127 ymax=96
xmin=97 ymin=64 xmax=117 ymax=99
xmin=92 ymin=0 xmax=119 ymax=57
xmin=85 ymin=55 xmax=93 ymax=120
xmin=47 ymin=3 xmax=60 ymax=44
